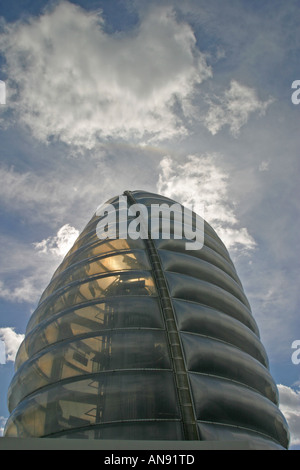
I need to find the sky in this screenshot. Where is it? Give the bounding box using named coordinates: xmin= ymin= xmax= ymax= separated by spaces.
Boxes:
xmin=0 ymin=0 xmax=299 ymax=449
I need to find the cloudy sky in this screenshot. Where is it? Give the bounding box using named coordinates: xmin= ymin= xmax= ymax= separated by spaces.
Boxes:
xmin=0 ymin=0 xmax=299 ymax=448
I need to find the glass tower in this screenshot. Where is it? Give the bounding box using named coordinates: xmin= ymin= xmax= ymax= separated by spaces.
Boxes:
xmin=4 ymin=190 xmax=289 ymax=449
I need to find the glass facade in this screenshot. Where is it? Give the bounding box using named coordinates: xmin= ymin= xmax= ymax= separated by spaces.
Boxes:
xmin=4 ymin=190 xmax=290 ymax=449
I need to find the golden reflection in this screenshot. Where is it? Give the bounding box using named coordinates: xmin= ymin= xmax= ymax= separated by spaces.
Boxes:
xmin=16 ymin=297 xmax=162 ymax=373
xmin=42 ymin=248 xmax=149 ymax=302
xmin=9 ymin=330 xmax=169 ymax=415
xmin=29 ymin=273 xmax=156 ymax=335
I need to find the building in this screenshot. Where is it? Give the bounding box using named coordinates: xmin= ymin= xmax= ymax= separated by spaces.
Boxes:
xmin=3 ymin=190 xmax=289 ymax=449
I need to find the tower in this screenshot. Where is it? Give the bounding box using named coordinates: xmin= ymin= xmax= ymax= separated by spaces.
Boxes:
xmin=4 ymin=190 xmax=289 ymax=449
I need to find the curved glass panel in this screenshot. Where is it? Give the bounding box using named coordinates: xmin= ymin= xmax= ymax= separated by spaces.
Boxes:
xmin=131 ymin=191 xmax=225 ymax=245
xmin=197 ymin=422 xmax=285 ymax=450
xmin=51 ymin=421 xmax=184 ymax=440
xmin=155 ymin=239 xmax=240 ymax=286
xmin=15 ymin=297 xmax=163 ymax=370
xmin=5 ymin=371 xmax=180 ymax=438
xmin=51 ymin=238 xmax=146 ymax=286
xmin=41 ymin=250 xmax=151 ymax=302
xmin=79 ymin=207 xmax=131 ymax=240
xmin=165 ymin=272 xmax=259 ymax=335
xmin=155 ymin=228 xmax=232 ymax=265
xmin=9 ymin=330 xmax=171 ymax=412
xmin=159 ymin=250 xmax=249 ymax=308
xmin=173 ymin=299 xmax=268 ymax=367
xmin=189 ymin=373 xmax=289 ymax=448
xmin=27 ymin=271 xmax=156 ymax=334
xmin=180 ymin=333 xmax=277 ymax=403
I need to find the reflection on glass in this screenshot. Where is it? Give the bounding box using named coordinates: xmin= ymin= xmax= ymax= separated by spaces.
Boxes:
xmin=5 ymin=371 xmax=179 ymax=438
xmin=15 ymin=297 xmax=163 ymax=371
xmin=53 ymin=421 xmax=184 ymax=441
xmin=50 ymin=238 xmax=146 ymax=294
xmin=9 ymin=330 xmax=171 ymax=411
xmin=41 ymin=250 xmax=151 ymax=302
xmin=4 ymin=191 xmax=290 ymax=448
xmin=27 ymin=272 xmax=156 ymax=334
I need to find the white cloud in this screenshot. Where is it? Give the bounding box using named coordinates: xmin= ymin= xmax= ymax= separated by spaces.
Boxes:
xmin=157 ymin=153 xmax=256 ymax=253
xmin=0 ymin=162 xmax=110 ymax=227
xmin=259 ymin=159 xmax=271 ymax=172
xmin=278 ymin=384 xmax=300 ymax=447
xmin=0 ymin=165 xmax=72 ymax=217
xmin=204 ymin=80 xmax=273 ymax=136
xmin=0 ymin=327 xmax=24 ymax=362
xmin=0 ymin=416 xmax=7 ymax=436
xmin=33 ymin=224 xmax=79 ymax=257
xmin=0 ymin=224 xmax=80 ymax=307
xmin=0 ymin=278 xmax=41 ymax=303
xmin=0 ymin=1 xmax=211 ymax=148
xmin=0 ymin=225 xmax=78 ymax=305
xmin=0 ymin=237 xmax=44 ymax=305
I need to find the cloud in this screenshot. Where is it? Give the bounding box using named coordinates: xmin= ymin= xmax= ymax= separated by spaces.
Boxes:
xmin=33 ymin=223 xmax=79 ymax=257
xmin=0 ymin=224 xmax=79 ymax=305
xmin=0 ymin=278 xmax=41 ymax=303
xmin=157 ymin=153 xmax=256 ymax=253
xmin=0 ymin=164 xmax=74 ymax=218
xmin=0 ymin=327 xmax=24 ymax=362
xmin=0 ymin=416 xmax=7 ymax=436
xmin=278 ymin=384 xmax=300 ymax=447
xmin=0 ymin=1 xmax=211 ymax=148
xmin=0 ymin=162 xmax=110 ymax=227
xmin=258 ymin=159 xmax=270 ymax=172
xmin=204 ymin=80 xmax=273 ymax=136
xmin=0 ymin=234 xmax=50 ymax=305
xmin=240 ymin=259 xmax=300 ymax=361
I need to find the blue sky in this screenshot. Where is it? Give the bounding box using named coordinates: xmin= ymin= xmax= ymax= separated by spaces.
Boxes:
xmin=0 ymin=0 xmax=299 ymax=448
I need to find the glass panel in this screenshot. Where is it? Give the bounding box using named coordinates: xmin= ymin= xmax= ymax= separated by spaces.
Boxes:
xmin=155 ymin=239 xmax=240 ymax=285
xmin=66 ymin=218 xmax=140 ymax=259
xmin=149 ymin=218 xmax=204 ymax=245
xmin=131 ymin=191 xmax=224 ymax=244
xmin=9 ymin=330 xmax=171 ymax=412
xmin=131 ymin=191 xmax=178 ymax=201
xmin=159 ymin=250 xmax=249 ymax=308
xmin=27 ymin=272 xmax=156 ymax=334
xmin=14 ymin=339 xmax=27 ymax=373
xmin=60 ymin=229 xmax=103 ymax=259
xmin=189 ymin=373 xmax=289 ymax=448
xmin=197 ymin=422 xmax=285 ymax=450
xmin=52 ymin=238 xmax=146 ymax=281
xmin=79 ymin=206 xmax=130 ymax=238
xmin=41 ymin=250 xmax=151 ymax=302
xmin=78 ymin=195 xmax=121 ymax=237
xmin=16 ymin=297 xmax=164 ymax=370
xmin=52 ymin=421 xmax=184 ymax=440
xmin=156 ymin=232 xmax=233 ymax=265
xmin=165 ymin=272 xmax=259 ymax=336
xmin=172 ymin=299 xmax=268 ymax=367
xmin=180 ymin=333 xmax=277 ymax=403
xmin=5 ymin=371 xmax=180 ymax=438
